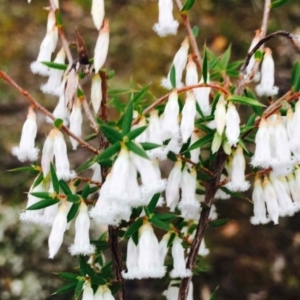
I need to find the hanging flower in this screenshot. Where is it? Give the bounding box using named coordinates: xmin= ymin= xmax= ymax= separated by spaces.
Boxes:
xmin=91 ymin=73 xmax=102 ymax=114
xmin=82 ymin=283 xmax=94 ymax=300
xmin=194 ymin=75 xmax=211 ymax=116
xmin=69 ymin=99 xmax=83 ymax=150
xmin=225 ymin=102 xmax=240 ymax=147
xmin=166 ymin=160 xmax=182 ymax=211
xmin=189 ymin=131 xmax=201 ymax=164
xmin=122 ymin=237 xmax=140 ymax=279
xmin=180 ymin=93 xmax=196 ymax=143
xmin=91 ymin=0 xmax=105 ymax=30
xmin=185 ymin=55 xmax=198 ymax=86
xmin=153 ymin=0 xmax=179 ymax=37
xmin=245 ymin=29 xmax=261 ymax=78
xmin=214 ymin=95 xmax=227 ymax=136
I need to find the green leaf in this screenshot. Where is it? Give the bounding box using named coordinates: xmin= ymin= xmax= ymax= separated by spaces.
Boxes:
xmin=228 ymin=95 xmax=265 ymax=107
xmin=27 ymin=198 xmax=59 ymax=210
xmin=219 ymin=45 xmax=231 ymax=70
xmin=42 ymin=61 xmax=67 ymax=70
xmin=54 ymin=281 xmax=77 ymax=295
xmin=32 ymin=172 xmax=44 ymax=189
xmin=107 ymin=88 xmax=131 ymax=96
xmin=209 ymin=286 xmax=219 ymax=300
xmin=210 ymin=93 xmax=221 ymax=115
xmin=254 ymin=50 xmax=263 ymax=61
xmin=140 ymin=142 xmax=161 ymax=151
xmin=192 ymin=25 xmax=200 ymax=37
xmin=170 ymin=65 xmax=176 ymax=88
xmin=67 ymin=194 xmax=81 ymax=203
xmin=100 ymin=124 xmax=123 ymax=144
xmin=270 ymin=0 xmax=290 ymax=8
xmin=8 ymin=166 xmax=39 ymax=173
xmin=79 ymin=256 xmax=87 ymax=276
xmin=59 ymin=180 xmax=72 ymax=195
xmin=126 ymin=141 xmax=149 ymax=159
xmin=56 ymin=272 xmax=79 ymax=281
xmin=67 ymin=202 xmax=80 ymax=222
xmin=246 ymin=113 xmax=256 ymax=127
xmin=81 ymin=183 xmax=90 ymax=200
xmin=54 ymin=118 xmax=64 ymax=128
xmin=50 ymin=163 xmax=60 ymax=194
xmin=122 ymin=101 xmax=133 ymax=135
xmin=124 ymin=218 xmax=143 ymax=239
xmin=181 ymin=0 xmax=195 ymax=11
xmin=96 ymin=142 xmax=121 ymax=163
xmin=127 ymin=126 xmax=147 ymax=140
xmin=132 ymin=85 xmax=150 ymax=105
xmin=76 ymin=157 xmax=96 ymax=173
xmin=85 ymin=133 xmax=97 ymax=142
xmin=30 ymin=192 xmax=51 ymax=199
xmin=55 ymin=10 xmax=63 ymax=26
xmin=185 ymin=131 xmax=214 ymax=152
xmin=150 ymin=215 xmax=170 ymax=231
xmin=209 ymin=218 xmax=230 ymax=227
xmin=292 ymin=61 xmax=300 ymax=92
xmin=167 ymin=232 xmax=177 ymax=247
xmin=147 ymin=193 xmax=161 ymax=213
xmin=75 ymin=280 xmax=84 ymax=299
xmin=202 ymin=47 xmax=208 ymax=84
xmin=155 ymin=213 xmax=178 ymax=221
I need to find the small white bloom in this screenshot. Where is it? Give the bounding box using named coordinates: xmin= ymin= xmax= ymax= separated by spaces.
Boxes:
xmin=153 ymin=0 xmax=179 ymax=37
xmin=161 ymin=38 xmax=189 ymax=89
xmin=166 ymin=160 xmax=182 ymax=211
xmin=194 ymin=75 xmax=211 ymax=116
xmin=91 ymin=0 xmax=105 ymax=30
xmin=91 ymin=73 xmax=102 ymax=114
xmin=42 ymin=184 xmax=59 ymax=226
xmin=214 ymin=95 xmax=226 ymax=135
xmin=69 ymin=99 xmax=83 ymax=150
xmin=287 ymin=173 xmax=300 ymax=208
xmin=94 ymin=19 xmax=110 ymax=73
xmin=94 ymin=286 xmax=104 ymax=300
xmin=164 ymin=134 xmax=183 ymax=155
xmin=198 ymin=238 xmax=210 ymax=256
xmin=189 ymin=131 xmax=201 ymax=164
xmin=122 ymin=237 xmax=140 ymax=279
xmin=48 ymin=204 xmax=68 ymax=258
xmin=102 ymin=287 xmax=115 ymax=300
xmin=262 ymin=177 xmax=279 ymax=225
xmin=82 ymin=283 xmax=94 ymax=300
xmin=12 ymin=107 xmax=39 ymax=162
xmin=90 ymin=163 xmax=102 ymax=185
xmin=256 ymin=48 xmax=279 ymax=97
xmin=159 ymin=233 xmax=170 ymax=266
xmin=180 ymin=93 xmax=196 ymax=143
xmin=225 ymin=102 xmax=240 ymax=147
xmin=163 ymin=280 xmax=193 ymax=300
xmin=185 ymin=55 xmax=198 ymax=86
xmin=134 ymin=117 xmax=148 ymax=143
xmin=41 ymin=130 xmax=55 ymax=177
xmin=64 ymin=68 xmax=79 ymax=110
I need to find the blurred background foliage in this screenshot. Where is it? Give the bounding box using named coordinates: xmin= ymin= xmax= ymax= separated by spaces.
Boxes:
xmin=1 ymin=0 xmax=300 ymax=299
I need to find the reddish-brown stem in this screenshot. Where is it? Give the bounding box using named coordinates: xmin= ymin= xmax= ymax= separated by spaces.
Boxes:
xmin=75 ymin=176 xmax=102 ymax=187
xmin=81 ymin=96 xmax=99 ymax=133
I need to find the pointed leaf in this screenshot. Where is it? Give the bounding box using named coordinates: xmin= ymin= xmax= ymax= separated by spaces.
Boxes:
xmin=155 ymin=213 xmax=178 ymax=221
xmin=192 ymin=25 xmax=200 ymax=37
xmin=209 ymin=218 xmax=230 ymax=227
xmin=147 ymin=193 xmax=161 ymax=213
xmin=96 ymin=142 xmax=121 ymax=162
xmin=270 ymin=0 xmax=290 ymax=8
xmin=292 ymin=61 xmax=300 ymax=92
xmin=132 ymin=86 xmax=150 ymax=104
xmin=140 ymin=142 xmax=161 ymax=151
xmin=59 ymin=180 xmax=72 ymax=195
xmin=170 ymin=65 xmax=176 ymax=88
xmin=67 ymin=194 xmax=81 ymax=203
xmin=54 ymin=281 xmax=77 ymax=295
xmin=32 ymin=172 xmax=44 ymax=189
xmin=124 ymin=218 xmax=143 ymax=239
xmin=75 ymin=280 xmax=84 ymax=299
xmin=27 ymin=198 xmax=59 ymax=210
xmin=78 ymin=255 xmax=87 ymax=276
xmin=122 ymin=101 xmax=133 ymax=135
xmin=42 ymin=61 xmax=67 ymax=70
xmin=127 ymin=126 xmax=147 ymax=140
xmin=167 ymin=232 xmax=177 ymax=247
xmin=150 ymin=215 xmax=170 ymax=231
xmin=228 ymin=95 xmax=265 ymax=107
xmin=76 ymin=157 xmax=96 ymax=173
xmin=50 ymin=163 xmax=60 ymax=193
xmin=67 ymin=202 xmax=80 ymax=222
xmin=181 ymin=0 xmax=195 ymax=11
xmin=100 ymin=124 xmax=123 ymax=143
xmin=126 ymin=141 xmax=149 ymax=159
xmin=56 ymin=272 xmax=79 ymax=281
xmin=81 ymin=183 xmax=90 ymax=200
xmin=185 ymin=131 xmax=214 ymax=152
xmin=219 ymin=45 xmax=231 ymax=69
xmin=209 ymin=286 xmax=219 ymax=300
xmin=30 ymin=192 xmax=51 ymax=199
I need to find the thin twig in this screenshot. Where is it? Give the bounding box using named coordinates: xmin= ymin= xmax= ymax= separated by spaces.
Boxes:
xmin=75 ymin=176 xmax=102 ymax=187
xmin=0 ymin=70 xmax=99 ymax=155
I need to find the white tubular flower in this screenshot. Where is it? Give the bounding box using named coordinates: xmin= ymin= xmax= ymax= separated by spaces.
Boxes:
xmin=161 ymin=38 xmax=189 ymax=89
xmin=41 ymin=130 xmax=55 ymax=177
xmin=48 ymin=204 xmax=68 ymax=258
xmin=287 ymin=173 xmax=300 ymax=207
xmin=170 ymin=237 xmax=192 ymax=278
xmin=91 ymin=73 xmax=102 ymax=114
xmin=215 ymin=175 xmax=231 ymax=200
xmin=225 ymin=146 xmax=250 ymax=192
xmin=194 ymin=75 xmax=211 ymax=116
xmin=69 ymin=202 xmax=95 ymax=256
xmin=42 ymin=184 xmax=59 ymax=226
xmin=290 ymin=100 xmax=300 ymax=159
xmin=153 ymin=0 xmax=179 ymax=37
xmin=137 ymin=223 xmax=166 ymax=279
xmin=91 ymin=0 xmax=105 ymax=30
xmin=94 ymin=286 xmax=104 ymax=300
xmin=251 ymin=118 xmax=272 ymax=168
xmin=41 ymin=47 xmax=66 ymax=96
xmin=262 ymin=177 xmax=279 ymax=225
xmin=12 ymin=107 xmax=39 ymax=162
xmin=53 ymin=129 xmax=76 ymax=180
xmin=31 ymin=26 xmax=58 ymax=76
xmin=178 ymin=167 xmax=200 ymax=220
xmin=163 ymin=281 xmax=193 ymax=300
xmin=270 ymin=174 xmax=297 ymax=217
xmin=190 ymin=131 xmax=201 ymax=164
xmin=225 ymin=102 xmax=240 ymax=147
xmin=159 ymin=233 xmax=170 ymax=266
xmin=198 ymin=238 xmax=210 ymax=256
xmin=48 ymin=89 xmax=70 ymax=126
xmin=82 ymin=283 xmax=94 ymax=300
xmin=180 ymin=93 xmax=196 ymax=143
xmin=94 ymin=19 xmax=109 ymax=73
xmin=19 ymin=177 xmax=46 ymax=224
xmin=245 ymin=30 xmax=261 ymax=77
xmin=122 ymin=237 xmax=139 ymax=279
xmin=161 ymin=91 xmax=180 ymax=139
xmin=134 ymin=117 xmax=148 ymax=143
xmin=166 ymin=161 xmax=182 ymax=211
xmin=164 ymin=134 xmax=183 ymax=155
xmin=256 ymin=48 xmax=279 ymax=97
xmin=69 ymin=99 xmax=83 ymax=150
xmin=214 ymin=95 xmax=227 ymax=135
xmin=102 ymin=287 xmax=115 ymax=300
xmin=64 ymin=68 xmax=79 ymax=110
xmin=250 ymin=177 xmax=269 ymax=225
xmin=185 ymin=55 xmax=198 ymax=86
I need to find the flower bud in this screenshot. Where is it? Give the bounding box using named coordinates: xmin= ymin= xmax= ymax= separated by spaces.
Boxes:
xmin=94 ymin=19 xmax=109 ymax=73
xmin=91 ymin=0 xmax=105 ymax=30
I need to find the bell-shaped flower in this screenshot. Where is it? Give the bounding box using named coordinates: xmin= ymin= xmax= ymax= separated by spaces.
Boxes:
xmin=214 ymin=95 xmax=227 ymax=135
xmin=287 ymin=173 xmax=300 ymax=208
xmin=91 ymin=73 xmax=102 ymax=114
xmin=185 ymin=55 xmax=198 ymax=86
xmin=94 ymin=286 xmax=104 ymax=300
xmin=41 ymin=47 xmax=66 ymax=96
xmin=94 ymin=19 xmax=109 ymax=73
xmin=189 ymin=131 xmax=201 ymax=164
xmin=250 ymin=176 xmax=269 ymax=225
xmin=170 ymin=237 xmax=192 ymax=278
xmin=12 ymin=107 xmax=39 ymax=162
xmin=48 ymin=203 xmax=68 ymax=258
xmin=41 ymin=130 xmax=55 ymax=177
xmin=53 ymin=129 xmax=76 ymax=180
xmin=91 ymin=0 xmax=105 ymax=30
xmin=225 ymin=102 xmax=240 ymax=147
xmin=164 ymin=134 xmax=183 ymax=155
xmin=198 ymin=238 xmax=210 ymax=256
xmin=102 ymin=286 xmax=115 ymax=300
xmin=64 ymin=68 xmax=79 ymax=110
xmin=122 ymin=237 xmax=140 ymax=279
xmin=178 ymin=167 xmax=200 ymax=220
xmin=262 ymin=177 xmax=279 ymax=225
xmin=163 ymin=280 xmax=193 ymax=300
xmin=166 ymin=160 xmax=182 ymax=211
xmin=225 ymin=146 xmax=250 ymax=192
xmin=214 ymin=174 xmax=231 ymax=200
xmin=194 ymin=75 xmax=211 ymax=116
xmin=82 ymin=283 xmax=94 ymax=300
xmin=161 ymin=38 xmax=189 ymax=89
xmin=69 ymin=99 xmax=83 ymax=150
xmin=256 ymin=48 xmax=278 ymax=96
xmin=159 ymin=233 xmax=170 ymax=266
xmin=180 ymin=93 xmax=196 ymax=143
xmin=153 ymin=0 xmax=179 ymax=37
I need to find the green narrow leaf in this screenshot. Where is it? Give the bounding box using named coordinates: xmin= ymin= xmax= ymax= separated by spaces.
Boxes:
xmin=55 ymin=10 xmax=63 ymax=26
xmin=54 ymin=118 xmax=64 ymax=129
xmin=107 ymin=88 xmax=131 ymax=96
xmin=32 ymin=172 xmax=44 ymax=189
xmin=147 ymin=193 xmax=161 ymax=213
xmin=170 ymin=65 xmax=176 ymax=88
xmin=132 ymin=85 xmax=150 ymax=104
xmin=75 ymin=280 xmax=84 ymax=299
xmin=209 ymin=218 xmax=230 ymax=227
xmin=27 ymin=198 xmax=59 ymax=210
xmin=155 ymin=213 xmax=178 ymax=221
xmin=78 ymin=256 xmax=87 ymax=276
xmin=67 ymin=202 xmax=80 ymax=222
xmin=127 ymin=126 xmax=147 ymax=141
xmin=30 ymin=192 xmax=51 ymax=199
xmin=140 ymin=142 xmax=161 ymax=151
xmin=150 ymin=216 xmax=170 ymax=231
xmin=50 ymin=163 xmax=60 ymax=193
xmin=100 ymin=124 xmax=123 ymax=144
xmin=54 ymin=281 xmax=78 ymax=295
xmin=59 ymin=180 xmax=72 ymax=195
xmin=185 ymin=131 xmax=214 ymax=152
xmin=76 ymin=157 xmax=96 ymax=173
xmin=192 ymin=25 xmax=200 ymax=37
xmin=291 ymin=61 xmax=300 ymax=92
xmin=42 ymin=61 xmax=67 ymax=70
xmin=270 ymin=0 xmax=290 ymax=8
xmin=85 ymin=133 xmax=97 ymax=142
xmin=181 ymin=0 xmax=195 ymax=11
xmin=210 ymin=93 xmax=221 ymax=115
xmin=202 ymin=47 xmax=208 ymax=84
xmin=122 ymin=101 xmax=133 ymax=135
xmin=209 ymin=286 xmax=219 ymax=300
xmin=81 ymin=183 xmax=90 ymax=200
xmin=56 ymin=272 xmax=79 ymax=281
xmin=254 ymin=50 xmax=263 ymax=61
xmin=126 ymin=141 xmax=149 ymax=159
xmin=167 ymin=232 xmax=177 ymax=247
xmin=96 ymin=142 xmax=121 ymax=163
xmin=220 ymin=44 xmax=231 ymax=69
xmin=67 ymin=194 xmax=81 ymax=203
xmin=124 ymin=218 xmax=143 ymax=239
xmin=8 ymin=166 xmax=38 ymax=173
xmin=228 ymin=95 xmax=265 ymax=107
xmin=131 ymin=230 xmax=139 ymax=245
